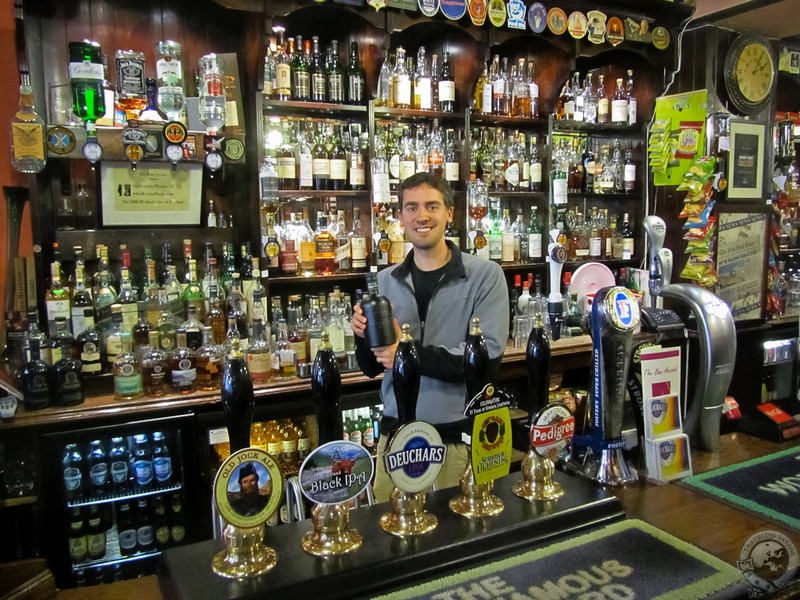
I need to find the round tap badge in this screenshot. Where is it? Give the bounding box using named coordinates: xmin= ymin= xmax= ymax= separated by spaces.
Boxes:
xmin=547 ymin=7 xmax=567 ymax=35
xmin=163 ymin=121 xmax=187 ymax=145
xmin=652 ymin=26 xmax=671 ymax=50
xmin=213 ymin=447 xmax=283 ymax=529
xmin=506 ymin=0 xmax=526 ymax=29
xmin=418 ymin=0 xmax=440 ymax=17
xmin=224 ymin=138 xmax=245 ymax=161
xmin=606 ymin=17 xmax=624 ymax=46
xmin=487 ymin=0 xmax=506 ymax=27
xmin=469 ymin=0 xmax=487 ymax=25
xmin=299 ymin=440 xmax=374 ymax=505
xmin=46 ymin=126 xmax=76 ymax=155
xmin=606 ymin=287 xmax=640 ymax=331
xmin=384 ymin=421 xmax=447 ymax=493
xmin=567 ymin=11 xmax=588 ymax=39
xmin=586 ymin=10 xmax=607 ymax=44
xmin=441 ymin=0 xmax=466 ymax=20
xmin=530 ymin=402 xmax=575 ymax=461
xmin=527 ymin=2 xmax=547 ymax=33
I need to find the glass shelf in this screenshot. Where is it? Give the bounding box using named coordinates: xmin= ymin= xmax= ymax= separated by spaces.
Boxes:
xmin=66 ymin=482 xmax=183 ymax=508
xmin=262 ymin=99 xmax=367 ymax=114
xmin=71 ymin=524 xmax=162 ymax=572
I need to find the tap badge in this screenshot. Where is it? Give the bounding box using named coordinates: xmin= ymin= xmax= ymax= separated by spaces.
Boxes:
xmin=466 ymin=384 xmax=513 ymax=485
xmin=384 ymin=421 xmax=446 ymax=493
xmin=213 ymin=447 xmax=283 ymax=529
xmin=298 ymin=441 xmax=374 ymax=505
xmin=604 ymin=287 xmax=640 ymax=331
xmin=530 ymin=403 xmax=575 ymax=461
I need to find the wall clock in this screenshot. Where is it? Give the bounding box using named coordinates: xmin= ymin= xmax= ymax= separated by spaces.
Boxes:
xmin=723 ymin=33 xmax=777 ymax=115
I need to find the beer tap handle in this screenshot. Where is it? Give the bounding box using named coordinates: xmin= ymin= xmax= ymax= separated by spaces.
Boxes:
xmin=643 ymin=216 xmax=666 ymax=310
xmin=547 ymin=243 xmax=567 ymax=341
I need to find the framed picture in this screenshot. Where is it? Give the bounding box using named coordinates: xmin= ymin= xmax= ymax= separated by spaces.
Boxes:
xmin=716 ymin=203 xmax=771 ymax=321
xmin=100 ymin=162 xmax=203 ymax=226
xmin=727 ymin=120 xmax=766 ymax=200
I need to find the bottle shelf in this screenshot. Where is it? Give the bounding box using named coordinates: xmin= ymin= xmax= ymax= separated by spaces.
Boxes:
xmin=66 ymin=482 xmax=183 ymax=508
xmin=469 ymin=112 xmax=548 ymax=127
xmin=550 ymin=120 xmax=645 ymax=134
xmin=563 ymin=257 xmax=640 ymax=268
xmin=0 ymin=495 xmax=38 ymax=508
xmin=566 ymin=192 xmax=641 ymax=201
xmin=487 ymin=191 xmax=547 ymax=198
xmin=273 ymin=190 xmax=370 ymax=199
xmin=372 ymin=107 xmax=463 ymax=122
xmin=263 ymin=271 xmax=370 ymax=283
xmin=262 ymin=99 xmax=367 ymax=115
xmin=70 ymin=524 xmax=162 ymax=572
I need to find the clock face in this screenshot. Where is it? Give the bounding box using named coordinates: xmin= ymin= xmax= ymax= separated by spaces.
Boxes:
xmin=724 ymin=34 xmax=777 ymax=114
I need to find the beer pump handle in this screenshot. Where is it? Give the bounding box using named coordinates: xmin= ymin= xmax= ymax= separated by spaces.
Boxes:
xmin=393 ymin=323 xmax=420 ymax=426
xmin=643 ymin=216 xmax=667 ymax=310
xmin=547 ymin=243 xmax=567 ymax=341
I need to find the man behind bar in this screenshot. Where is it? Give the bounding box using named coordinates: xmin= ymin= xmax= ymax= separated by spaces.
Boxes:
xmin=351 ymin=173 xmax=509 ymax=502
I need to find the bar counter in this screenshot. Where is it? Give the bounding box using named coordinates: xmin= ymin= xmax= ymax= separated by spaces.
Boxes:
xmin=51 ymin=431 xmax=800 ymax=599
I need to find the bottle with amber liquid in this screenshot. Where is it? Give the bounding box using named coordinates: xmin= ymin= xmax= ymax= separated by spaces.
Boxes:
xmin=311 ymin=330 xmax=342 ymax=443
xmin=247 ymin=318 xmax=272 ymax=384
xmin=113 ymin=332 xmax=143 ymax=401
xmin=361 ymin=273 xmax=396 ymax=348
xmin=195 ymin=326 xmax=221 ymax=391
xmin=221 ymin=338 xmax=254 ymax=452
xmin=169 ymin=329 xmax=197 ymax=394
xmin=524 ymin=312 xmax=550 ymax=421
xmin=74 ymin=308 xmax=105 ymax=376
xmin=205 ymin=283 xmax=227 ymax=347
xmin=314 ymin=214 xmax=336 ymax=275
xmin=464 ymin=317 xmax=489 ymax=406
xmin=142 ymin=330 xmax=168 ymax=397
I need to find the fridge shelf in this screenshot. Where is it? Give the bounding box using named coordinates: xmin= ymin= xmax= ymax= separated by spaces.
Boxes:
xmin=70 ymin=525 xmax=162 ymax=572
xmin=66 ymin=482 xmax=183 ymax=508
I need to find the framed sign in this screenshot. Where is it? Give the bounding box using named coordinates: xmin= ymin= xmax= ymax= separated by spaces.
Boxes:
xmin=100 ymin=162 xmax=203 ymax=226
xmin=727 ymin=120 xmax=766 ymax=200
xmin=716 ymin=204 xmax=770 ymax=321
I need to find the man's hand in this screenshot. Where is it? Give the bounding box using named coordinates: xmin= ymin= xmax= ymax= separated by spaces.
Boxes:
xmin=370 ymin=319 xmax=403 ymax=368
xmin=351 ymin=303 xmax=367 ymax=338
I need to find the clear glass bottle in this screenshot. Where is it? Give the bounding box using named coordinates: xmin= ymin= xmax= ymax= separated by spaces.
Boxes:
xmin=114 ymin=332 xmax=143 ymax=400
xmin=195 ymin=326 xmax=222 ymax=391
xmin=169 ymin=329 xmax=196 ymax=394
xmin=198 ymin=53 xmax=226 ymax=134
xmin=11 ymin=71 xmax=46 ymax=174
xmin=391 ymin=47 xmax=411 ymax=109
xmin=247 ymin=318 xmax=272 ymax=384
xmin=272 ymin=319 xmax=297 ymax=381
xmin=438 ymin=51 xmax=455 ymax=112
xmin=611 ymin=77 xmax=628 ymax=125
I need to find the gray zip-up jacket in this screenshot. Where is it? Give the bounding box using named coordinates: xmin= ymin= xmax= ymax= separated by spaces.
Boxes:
xmin=355 ymin=242 xmax=509 ymax=439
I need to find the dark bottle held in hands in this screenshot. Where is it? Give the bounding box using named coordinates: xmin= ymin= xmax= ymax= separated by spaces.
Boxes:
xmin=362 ymin=273 xmax=395 ymax=348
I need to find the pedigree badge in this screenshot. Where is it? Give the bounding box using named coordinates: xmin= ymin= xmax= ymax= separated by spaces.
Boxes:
xmin=299 ymin=441 xmax=374 ymax=505
xmin=469 ymin=0 xmax=487 ymax=25
xmin=487 ymin=0 xmax=506 ymax=27
xmin=530 ymin=402 xmax=574 ymax=461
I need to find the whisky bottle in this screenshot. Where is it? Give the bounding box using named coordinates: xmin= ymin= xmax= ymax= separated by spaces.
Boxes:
xmin=205 ymin=284 xmax=227 ymax=346
xmin=105 ymin=304 xmax=124 ymax=369
xmin=392 ymin=46 xmax=411 ymax=109
xmin=525 ymin=312 xmax=550 ymax=419
xmin=70 ymin=263 xmax=94 ymax=336
xmin=74 ymin=308 xmax=105 ymax=375
xmin=311 ymin=330 xmax=342 ymax=444
xmin=47 ymin=317 xmax=74 ymax=364
xmin=393 ymin=323 xmax=420 ymax=424
xmin=113 ymin=332 xmax=143 ymax=401
xmin=22 ymin=338 xmax=54 ymax=410
xmin=620 ymin=212 xmax=635 ymax=259
xmin=623 ymin=143 xmax=636 ymax=194
xmin=310 ymin=37 xmax=326 ymax=102
xmin=314 ymin=213 xmax=336 ymax=275
xmin=273 ymin=26 xmax=291 ymax=101
xmin=169 ymin=329 xmax=197 ymax=394
xmin=277 ymin=119 xmax=298 ymax=189
xmin=291 ymin=35 xmax=310 ymax=101
xmin=611 ymin=78 xmax=628 ymax=125
xmin=312 ymin=122 xmax=330 ymax=191
xmin=438 ymin=51 xmax=455 ymax=112
xmin=46 ymin=256 xmax=71 ymax=336
xmin=11 ymin=71 xmax=46 ymax=174
xmin=596 ymin=74 xmax=609 ymax=124
xmin=156 ymin=290 xmax=178 ymax=354
xmin=414 ymin=46 xmax=432 ymax=110
xmin=273 ymin=319 xmax=297 ymax=381
xmin=346 ymin=41 xmax=366 ymax=105
xmin=195 ymin=326 xmax=221 ymax=391
xmin=348 ymin=133 xmax=366 ymax=190
xmin=626 ymin=70 xmax=637 ymax=125
xmin=328 ymin=123 xmax=348 ymax=191
xmin=326 ymin=40 xmax=345 ymax=104
xmin=115 ymin=49 xmax=147 ymax=121
xmin=227 ymin=275 xmax=250 ymax=349
xmin=182 ymin=259 xmax=205 ymax=323
xmin=349 ymin=207 xmax=368 ymax=272
xmin=118 ymin=267 xmax=139 ymax=336
xmin=246 ymin=318 xmax=272 ymax=384
xmin=180 ymin=304 xmax=203 ymax=352
xmin=54 ymin=339 xmax=84 ymax=406
xmin=141 ymin=330 xmax=168 ymax=397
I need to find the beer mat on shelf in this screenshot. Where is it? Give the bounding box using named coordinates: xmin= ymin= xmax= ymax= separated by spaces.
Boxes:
xmin=682 ymin=446 xmax=800 ymax=531
xmin=371 ymin=519 xmax=745 ymax=600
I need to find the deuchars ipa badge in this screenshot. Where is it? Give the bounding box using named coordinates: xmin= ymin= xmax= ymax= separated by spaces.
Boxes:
xmin=738 ymin=530 xmax=798 ymax=594
xmin=384 ymin=421 xmax=446 ymax=493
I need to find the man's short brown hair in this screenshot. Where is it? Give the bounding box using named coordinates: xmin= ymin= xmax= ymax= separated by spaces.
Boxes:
xmin=398 ymin=173 xmax=454 ymax=210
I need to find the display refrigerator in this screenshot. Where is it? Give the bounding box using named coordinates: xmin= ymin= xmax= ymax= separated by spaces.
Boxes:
xmin=40 ymin=413 xmax=204 ymax=588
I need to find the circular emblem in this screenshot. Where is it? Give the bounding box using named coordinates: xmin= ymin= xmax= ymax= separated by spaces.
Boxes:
xmin=441 ymin=0 xmax=466 ymax=20
xmin=607 ymin=16 xmax=624 ymax=46
xmin=224 ymin=138 xmax=245 ymax=161
xmin=121 ymin=364 xmax=134 ymax=376
xmin=550 ymin=244 xmax=568 ymax=263
xmin=488 ymin=0 xmax=506 ymax=27
xmin=651 ymin=26 xmax=670 ymax=50
xmin=659 ymin=439 xmax=677 ymax=465
xmin=418 ymin=0 xmax=440 ymax=17
xmin=567 ymin=11 xmax=588 ymax=39
xmin=84 ymin=342 xmax=97 ymax=354
xmin=604 ymin=287 xmax=639 ymax=331
xmin=384 ymin=421 xmax=446 ymax=493
xmin=586 ymin=10 xmax=607 ymax=44
xmin=530 ymin=402 xmax=575 ymax=460
xmin=299 ymin=441 xmax=374 ymax=505
xmin=179 ymin=358 xmax=192 ymax=371
xmin=47 ymin=126 xmax=76 ymax=155
xmin=473 ymin=232 xmax=487 ymax=249
xmin=213 ymin=447 xmax=283 ymax=529
xmin=153 ymin=365 xmax=163 ymax=374
xmin=265 ymin=240 xmax=280 ymax=258
xmin=528 ymin=2 xmax=547 ymax=33
xmin=163 ymin=121 xmax=187 ymax=144
xmin=547 ymin=7 xmax=567 ymax=35
xmin=649 ymin=398 xmax=668 ymax=424
xmin=125 ymin=144 xmax=143 ymax=162
xmin=469 ymin=0 xmax=487 ymax=25
xmin=477 ymin=414 xmax=505 ymax=451
xmin=205 ymin=151 xmax=223 ymax=171
xmin=165 ymin=144 xmax=184 ymax=163
xmin=738 ymin=530 xmax=798 ymax=593
xmin=82 ymin=141 xmax=103 ymax=163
